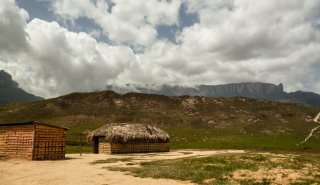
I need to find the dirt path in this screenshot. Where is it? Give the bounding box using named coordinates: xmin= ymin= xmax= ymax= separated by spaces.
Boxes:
xmin=0 ymin=149 xmax=244 ymax=185
xmin=298 ymin=112 xmax=320 ymax=145
xmin=314 ymin=112 xmax=320 ymax=122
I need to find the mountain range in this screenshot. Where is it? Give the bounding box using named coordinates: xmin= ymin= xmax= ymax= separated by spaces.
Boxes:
xmin=0 ymin=71 xmax=319 ymax=150
xmin=0 ymin=70 xmax=43 ymax=105
xmin=1 ymin=69 xmax=320 ymax=107
xmin=106 ymin=83 xmax=320 ymax=107
xmin=1 ymin=70 xmax=320 ymax=151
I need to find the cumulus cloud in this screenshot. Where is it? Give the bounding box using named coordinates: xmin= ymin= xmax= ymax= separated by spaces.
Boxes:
xmin=52 ymin=0 xmax=182 ymax=47
xmin=0 ymin=0 xmax=29 ymax=55
xmin=26 ymin=19 xmax=138 ymax=96
xmin=176 ymin=0 xmax=320 ymax=90
xmin=0 ymin=0 xmax=320 ymax=98
xmin=0 ymin=0 xmax=139 ymax=97
xmin=182 ymin=0 xmax=320 ymax=60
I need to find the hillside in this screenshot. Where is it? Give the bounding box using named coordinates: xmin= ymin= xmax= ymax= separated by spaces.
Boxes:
xmin=106 ymin=83 xmax=320 ymax=107
xmin=0 ymin=70 xmax=43 ymax=105
xmin=0 ymin=91 xmax=319 ymax=151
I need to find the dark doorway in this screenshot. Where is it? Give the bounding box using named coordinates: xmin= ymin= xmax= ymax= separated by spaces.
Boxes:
xmin=93 ymin=137 xmax=99 ymax=154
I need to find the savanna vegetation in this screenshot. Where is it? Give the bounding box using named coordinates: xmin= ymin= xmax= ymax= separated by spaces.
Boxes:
xmin=0 ymin=91 xmax=319 ymax=153
xmin=105 ymin=152 xmax=320 ymax=185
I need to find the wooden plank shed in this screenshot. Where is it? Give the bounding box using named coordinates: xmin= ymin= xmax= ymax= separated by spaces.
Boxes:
xmin=0 ymin=121 xmax=68 ymax=160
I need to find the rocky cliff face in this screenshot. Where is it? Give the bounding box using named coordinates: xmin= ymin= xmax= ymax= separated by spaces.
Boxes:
xmin=196 ymin=83 xmax=284 ymax=99
xmin=106 ymin=82 xmax=284 ymax=97
xmin=0 ymin=70 xmax=43 ymax=105
xmin=106 ymin=82 xmax=320 ymax=107
xmin=0 ymin=70 xmax=19 ymax=88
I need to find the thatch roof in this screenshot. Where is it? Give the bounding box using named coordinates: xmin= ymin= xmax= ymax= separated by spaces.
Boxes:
xmin=87 ymin=123 xmax=170 ymax=143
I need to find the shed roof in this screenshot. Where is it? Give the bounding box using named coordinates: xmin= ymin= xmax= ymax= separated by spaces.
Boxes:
xmin=87 ymin=123 xmax=170 ymax=143
xmin=0 ymin=121 xmax=69 ymax=130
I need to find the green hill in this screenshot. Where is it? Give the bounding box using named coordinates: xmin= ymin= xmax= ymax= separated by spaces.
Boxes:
xmin=0 ymin=90 xmax=319 ymax=151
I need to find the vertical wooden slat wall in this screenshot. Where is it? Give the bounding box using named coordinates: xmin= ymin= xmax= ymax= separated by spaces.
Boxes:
xmin=0 ymin=126 xmax=34 ymax=159
xmin=0 ymin=128 xmax=6 ymax=158
xmin=111 ymin=143 xmax=169 ymax=154
xmin=98 ymin=138 xmax=111 ymax=154
xmin=33 ymin=125 xmax=66 ymax=160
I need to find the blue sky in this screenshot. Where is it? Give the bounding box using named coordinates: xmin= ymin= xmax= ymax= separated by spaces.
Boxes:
xmin=0 ymin=0 xmax=320 ymax=98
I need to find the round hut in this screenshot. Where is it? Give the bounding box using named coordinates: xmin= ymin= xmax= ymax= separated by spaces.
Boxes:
xmin=87 ymin=123 xmax=170 ymax=154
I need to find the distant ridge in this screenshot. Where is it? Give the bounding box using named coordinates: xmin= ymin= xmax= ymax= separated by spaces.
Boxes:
xmin=0 ymin=70 xmax=43 ymax=105
xmin=106 ymin=83 xmax=320 ymax=107
xmin=0 ymin=89 xmax=319 ymax=138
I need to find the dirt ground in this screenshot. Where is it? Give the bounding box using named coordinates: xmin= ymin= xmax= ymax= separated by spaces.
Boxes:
xmin=0 ymin=149 xmax=244 ymax=185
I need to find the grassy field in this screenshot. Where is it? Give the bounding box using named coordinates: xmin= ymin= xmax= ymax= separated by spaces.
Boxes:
xmin=106 ymin=152 xmax=320 ymax=185
xmin=65 ymin=125 xmax=320 ymax=184
xmin=168 ymin=127 xmax=320 ymax=152
xmin=65 ymin=126 xmax=320 ymax=154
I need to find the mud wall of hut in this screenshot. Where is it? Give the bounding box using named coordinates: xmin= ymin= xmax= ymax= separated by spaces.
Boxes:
xmin=0 ymin=125 xmax=34 ymax=159
xmin=110 ymin=142 xmax=169 ymax=153
xmin=33 ymin=125 xmax=66 ymax=160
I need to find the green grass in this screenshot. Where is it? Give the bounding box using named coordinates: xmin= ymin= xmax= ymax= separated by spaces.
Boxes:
xmin=168 ymin=127 xmax=320 ymax=152
xmin=107 ymin=153 xmax=320 ymax=185
xmin=66 ymin=145 xmax=92 ymax=154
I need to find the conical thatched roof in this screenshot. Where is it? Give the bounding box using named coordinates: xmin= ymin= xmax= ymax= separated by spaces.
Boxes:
xmin=87 ymin=123 xmax=170 ymax=143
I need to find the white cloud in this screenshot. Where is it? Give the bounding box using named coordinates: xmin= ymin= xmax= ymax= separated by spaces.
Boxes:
xmin=1 ymin=0 xmax=320 ymax=98
xmin=0 ymin=4 xmax=138 ymax=97
xmin=52 ymin=0 xmax=182 ymax=47
xmin=0 ymin=0 xmax=29 ymax=55
xmin=182 ymin=0 xmax=320 ymax=61
xmin=176 ymin=0 xmax=320 ymax=91
xmin=25 ymin=19 xmax=140 ymax=97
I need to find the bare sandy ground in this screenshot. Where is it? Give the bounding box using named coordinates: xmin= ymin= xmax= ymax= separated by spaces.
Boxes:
xmin=0 ymin=149 xmax=244 ymax=185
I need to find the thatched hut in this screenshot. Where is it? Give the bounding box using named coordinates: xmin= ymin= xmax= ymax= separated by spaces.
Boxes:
xmin=87 ymin=123 xmax=170 ymax=154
